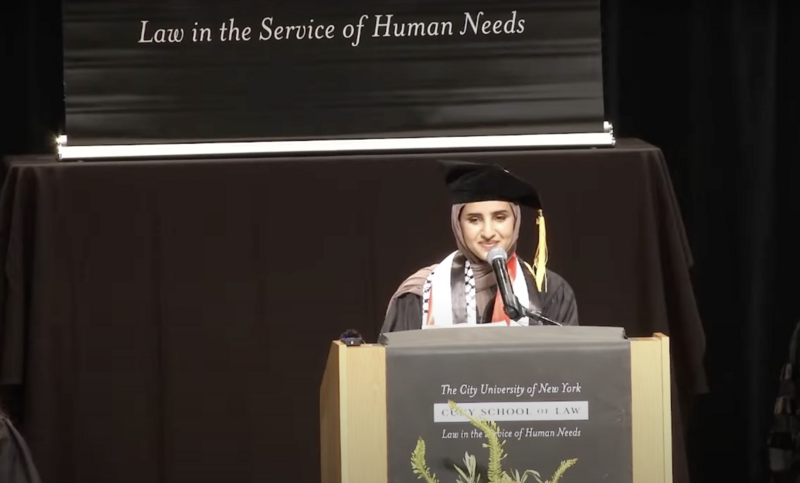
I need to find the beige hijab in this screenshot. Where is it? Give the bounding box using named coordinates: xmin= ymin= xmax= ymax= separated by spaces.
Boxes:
xmin=388 ymin=202 xmax=522 ymax=316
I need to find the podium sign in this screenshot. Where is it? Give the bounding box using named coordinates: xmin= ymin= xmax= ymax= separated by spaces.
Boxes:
xmin=320 ymin=328 xmax=672 ymax=483
xmin=382 ymin=327 xmax=632 ymax=483
xmin=60 ymin=0 xmax=607 ymax=151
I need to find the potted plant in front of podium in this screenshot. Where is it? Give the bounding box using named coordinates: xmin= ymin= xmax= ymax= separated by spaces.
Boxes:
xmin=411 ymin=400 xmax=577 ymax=483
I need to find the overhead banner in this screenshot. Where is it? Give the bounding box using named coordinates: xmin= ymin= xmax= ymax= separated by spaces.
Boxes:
xmin=61 ymin=0 xmax=606 ymax=147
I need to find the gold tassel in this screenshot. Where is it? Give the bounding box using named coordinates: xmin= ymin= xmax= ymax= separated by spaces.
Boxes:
xmin=533 ymin=209 xmax=548 ymax=292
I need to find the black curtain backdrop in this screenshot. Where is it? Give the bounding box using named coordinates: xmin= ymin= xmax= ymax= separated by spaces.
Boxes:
xmin=602 ymin=3 xmax=800 ymax=483
xmin=2 ymin=1 xmax=799 ymax=483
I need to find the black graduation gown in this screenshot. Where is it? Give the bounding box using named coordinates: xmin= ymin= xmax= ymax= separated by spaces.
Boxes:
xmin=0 ymin=417 xmax=43 ymax=483
xmin=381 ymin=266 xmax=579 ymax=333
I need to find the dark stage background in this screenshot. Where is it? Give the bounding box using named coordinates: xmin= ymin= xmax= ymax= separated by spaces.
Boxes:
xmin=0 ymin=142 xmax=701 ymax=483
xmin=2 ymin=2 xmax=800 ymax=483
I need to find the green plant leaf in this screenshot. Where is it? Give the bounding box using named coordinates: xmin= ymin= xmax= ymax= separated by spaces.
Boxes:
xmin=411 ymin=403 xmax=578 ymax=483
xmin=447 ymin=401 xmax=510 ymax=483
xmin=545 ymin=458 xmax=578 ymax=483
xmin=454 ymin=462 xmax=471 ymax=483
xmin=410 ymin=437 xmax=440 ymax=483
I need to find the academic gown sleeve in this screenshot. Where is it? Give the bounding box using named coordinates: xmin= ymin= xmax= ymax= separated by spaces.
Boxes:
xmin=538 ymin=270 xmax=579 ymax=326
xmin=380 ymin=293 xmax=423 ymax=334
xmin=0 ymin=417 xmax=43 ymax=483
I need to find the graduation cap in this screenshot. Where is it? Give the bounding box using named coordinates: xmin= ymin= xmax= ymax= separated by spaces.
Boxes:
xmin=438 ymin=159 xmax=549 ymax=291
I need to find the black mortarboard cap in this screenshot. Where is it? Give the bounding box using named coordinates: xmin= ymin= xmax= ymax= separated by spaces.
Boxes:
xmin=438 ymin=160 xmax=543 ymax=210
xmin=437 ymin=159 xmax=550 ymax=292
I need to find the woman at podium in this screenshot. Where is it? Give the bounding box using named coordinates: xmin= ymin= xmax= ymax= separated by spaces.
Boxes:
xmin=381 ymin=160 xmax=579 ymax=332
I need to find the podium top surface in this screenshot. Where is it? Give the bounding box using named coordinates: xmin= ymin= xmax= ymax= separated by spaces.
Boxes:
xmin=378 ymin=326 xmax=627 ymax=349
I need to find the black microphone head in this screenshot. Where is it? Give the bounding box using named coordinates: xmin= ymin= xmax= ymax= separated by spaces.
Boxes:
xmin=487 ymin=247 xmax=508 ymax=263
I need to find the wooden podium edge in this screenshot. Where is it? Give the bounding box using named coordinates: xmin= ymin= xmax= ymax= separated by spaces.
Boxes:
xmin=656 ymin=333 xmax=673 ymax=483
xmin=630 ymin=334 xmax=673 ymax=483
xmin=320 ymin=342 xmax=342 ymax=483
xmin=321 ymin=341 xmax=388 ymax=483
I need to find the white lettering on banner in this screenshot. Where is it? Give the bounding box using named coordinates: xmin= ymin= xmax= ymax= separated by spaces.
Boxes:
xmin=433 ymin=401 xmax=589 ymax=423
xmin=136 ymin=11 xmax=528 ymax=47
xmin=372 ymin=14 xmax=455 ymax=38
xmin=459 ymin=11 xmax=525 ymax=36
xmin=139 ymin=20 xmax=184 ymax=44
xmin=259 ymin=17 xmax=337 ymax=41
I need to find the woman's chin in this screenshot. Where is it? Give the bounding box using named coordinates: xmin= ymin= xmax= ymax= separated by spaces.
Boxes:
xmin=473 ymin=247 xmax=493 ymax=261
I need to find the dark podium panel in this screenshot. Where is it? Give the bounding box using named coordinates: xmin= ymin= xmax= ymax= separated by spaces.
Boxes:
xmin=320 ymin=327 xmax=672 ymax=483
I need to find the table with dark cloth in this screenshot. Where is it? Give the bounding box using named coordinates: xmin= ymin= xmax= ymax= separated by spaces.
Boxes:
xmin=0 ymin=138 xmax=706 ymax=483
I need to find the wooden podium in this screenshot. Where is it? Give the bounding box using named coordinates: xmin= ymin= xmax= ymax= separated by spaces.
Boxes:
xmin=320 ymin=333 xmax=672 ymax=483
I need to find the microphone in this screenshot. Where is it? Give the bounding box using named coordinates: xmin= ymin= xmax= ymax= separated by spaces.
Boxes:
xmin=486 ymin=247 xmax=563 ymax=326
xmin=487 ymin=247 xmax=523 ymax=320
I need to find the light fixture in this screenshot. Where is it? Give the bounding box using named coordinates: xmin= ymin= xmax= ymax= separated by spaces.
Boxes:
xmin=56 ymin=123 xmax=615 ymax=161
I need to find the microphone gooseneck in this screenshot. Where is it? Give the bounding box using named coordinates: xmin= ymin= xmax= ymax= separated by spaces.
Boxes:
xmin=522 ymin=307 xmax=563 ymax=326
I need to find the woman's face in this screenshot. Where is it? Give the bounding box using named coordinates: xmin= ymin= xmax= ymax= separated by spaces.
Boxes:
xmin=459 ymin=201 xmax=516 ymax=261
